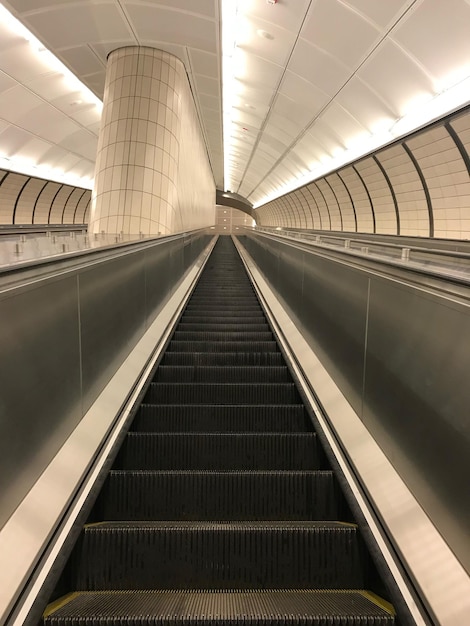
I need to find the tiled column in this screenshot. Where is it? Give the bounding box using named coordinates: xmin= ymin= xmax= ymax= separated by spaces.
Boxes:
xmin=89 ymin=47 xmax=184 ymax=236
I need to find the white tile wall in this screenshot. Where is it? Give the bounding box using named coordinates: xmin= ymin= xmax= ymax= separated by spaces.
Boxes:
xmin=407 ymin=125 xmax=470 ymax=239
xmin=315 ymin=178 xmax=342 ymax=230
xmin=89 ymin=47 xmax=215 ymax=236
xmin=376 ymin=143 xmax=429 ymax=237
xmin=326 ymin=173 xmax=356 ymax=233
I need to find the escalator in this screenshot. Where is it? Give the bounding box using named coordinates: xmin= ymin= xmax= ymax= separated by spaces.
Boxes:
xmin=43 ymin=236 xmax=396 ymax=625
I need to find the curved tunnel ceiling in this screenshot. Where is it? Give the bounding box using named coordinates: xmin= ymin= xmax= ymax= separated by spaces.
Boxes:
xmin=0 ymin=0 xmax=470 ymax=212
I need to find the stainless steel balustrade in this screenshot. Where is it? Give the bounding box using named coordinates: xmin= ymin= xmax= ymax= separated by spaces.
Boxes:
xmin=235 ymin=231 xmax=470 ymax=625
xmin=0 ymin=230 xmax=215 ymax=625
xmin=252 ymin=226 xmax=470 ymax=282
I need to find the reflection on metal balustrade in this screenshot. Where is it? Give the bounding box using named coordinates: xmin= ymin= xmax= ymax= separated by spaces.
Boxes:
xmin=0 ymin=229 xmax=168 ymax=270
xmin=249 ymin=226 xmax=470 ymax=283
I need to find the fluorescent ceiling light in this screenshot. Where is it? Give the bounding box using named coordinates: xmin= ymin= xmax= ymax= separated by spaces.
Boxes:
xmin=0 ymin=3 xmax=100 ymax=189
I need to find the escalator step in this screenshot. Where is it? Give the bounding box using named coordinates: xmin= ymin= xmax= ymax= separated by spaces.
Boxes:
xmin=182 ymin=311 xmax=266 ymax=319
xmin=161 ymin=352 xmax=285 ymax=366
xmin=69 ymin=522 xmax=366 ymax=590
xmin=185 ymin=304 xmax=263 ymax=311
xmin=180 ymin=315 xmax=267 ymax=324
xmin=176 ymin=323 xmax=271 ymax=332
xmin=115 ymin=433 xmax=320 ymax=470
xmin=94 ymin=470 xmax=339 ymax=521
xmin=132 ymin=404 xmax=309 ymax=432
xmin=44 ymin=590 xmax=395 ymax=625
xmin=173 ymin=331 xmax=273 ymax=341
xmin=154 ymin=365 xmax=291 ymax=383
xmin=145 ymin=382 xmax=300 ymax=404
xmin=168 ymin=341 xmax=278 ymax=352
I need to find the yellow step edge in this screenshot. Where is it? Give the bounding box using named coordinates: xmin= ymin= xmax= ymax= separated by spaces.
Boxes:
xmin=359 ymin=590 xmax=396 ymax=616
xmin=43 ymin=592 xmax=81 ymax=618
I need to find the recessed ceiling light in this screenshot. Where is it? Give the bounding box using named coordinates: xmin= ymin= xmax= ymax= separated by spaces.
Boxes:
xmin=244 ymin=103 xmax=256 ymax=109
xmin=257 ymin=29 xmax=274 ymax=40
xmin=70 ymin=100 xmax=83 ymax=106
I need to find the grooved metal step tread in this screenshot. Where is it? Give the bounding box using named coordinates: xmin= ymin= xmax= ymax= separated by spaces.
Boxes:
xmin=182 ymin=311 xmax=266 ymax=318
xmin=115 ymin=433 xmax=319 ymax=470
xmin=44 ymin=589 xmax=395 ymax=625
xmin=154 ymin=365 xmax=291 ymax=383
xmin=145 ymin=382 xmax=299 ymax=404
xmin=161 ymin=352 xmax=285 ymax=366
xmin=168 ymin=341 xmax=278 ymax=353
xmin=176 ymin=323 xmax=271 ymax=332
xmin=185 ymin=305 xmax=264 ymax=311
xmin=173 ymin=331 xmax=273 ymax=341
xmin=93 ymin=470 xmax=338 ymax=521
xmin=132 ymin=404 xmax=309 ymax=432
xmin=69 ymin=522 xmax=365 ymax=590
xmin=180 ymin=315 xmax=267 ymax=324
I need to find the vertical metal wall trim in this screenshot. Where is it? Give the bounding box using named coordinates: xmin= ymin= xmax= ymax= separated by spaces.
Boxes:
xmin=402 ymin=142 xmax=434 ymax=237
xmin=284 ymin=193 xmax=299 ymax=227
xmin=297 ymin=187 xmax=312 ymax=228
xmin=12 ymin=177 xmax=32 ymax=224
xmin=81 ymin=195 xmax=92 ymax=224
xmin=0 ymin=170 xmax=9 ymax=187
xmin=32 ymin=180 xmax=50 ymax=223
xmin=286 ymin=192 xmax=302 ymax=228
xmin=302 ymin=185 xmax=323 ymax=229
xmin=73 ymin=189 xmax=88 ymax=225
xmin=323 ymin=176 xmax=343 ymax=230
xmin=352 ymin=164 xmax=376 ymax=233
xmin=0 ymin=171 xmax=11 ymax=219
xmin=288 ymin=191 xmax=302 ymax=228
xmin=294 ymin=191 xmax=308 ymax=229
xmin=61 ymin=187 xmax=79 ymax=224
xmin=372 ymin=155 xmax=401 ymax=235
xmin=336 ymin=170 xmax=358 ymax=232
xmin=445 ymin=122 xmax=470 ymax=175
xmin=47 ymin=184 xmax=65 ymax=224
xmin=279 ymin=193 xmax=295 ymax=228
xmin=311 ymin=181 xmax=332 ymax=229
xmin=361 ymin=278 xmax=371 ymax=419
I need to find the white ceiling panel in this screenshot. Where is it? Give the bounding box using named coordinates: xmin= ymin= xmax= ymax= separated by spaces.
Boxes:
xmin=335 ymin=77 xmax=397 ymax=130
xmin=19 ymin=106 xmax=81 ymax=144
xmin=234 ymin=51 xmax=283 ymax=90
xmin=288 ymin=39 xmax=351 ymax=97
xmin=0 ymin=43 xmax=56 ymax=83
xmin=301 ymin=0 xmax=381 ymax=70
xmin=195 ymin=75 xmax=219 ymax=97
xmin=59 ymin=45 xmax=106 ymax=77
xmin=319 ymin=103 xmax=369 ymax=147
xmin=236 ymin=16 xmax=296 ymax=67
xmin=0 ymin=85 xmax=43 ymax=122
xmin=130 ymin=0 xmax=217 ymax=19
xmin=271 ymin=93 xmax=313 ymax=130
xmin=0 ymin=71 xmax=16 ymax=94
xmin=199 ymin=93 xmax=220 ymax=112
xmin=391 ymin=0 xmax=470 ymax=86
xmin=358 ymin=40 xmax=435 ymax=117
xmin=25 ymin=73 xmax=80 ymax=102
xmin=188 ymin=49 xmax=219 ymax=77
xmin=279 ymin=72 xmax=329 ymax=118
xmin=244 ymin=0 xmax=310 ymax=32
xmin=342 ymin=0 xmax=414 ymax=29
xmin=290 ymin=135 xmax=329 ymax=168
xmin=25 ymin=4 xmax=134 ymax=50
xmin=125 ymin=5 xmax=217 ymax=53
xmin=263 ymin=115 xmax=302 ymax=145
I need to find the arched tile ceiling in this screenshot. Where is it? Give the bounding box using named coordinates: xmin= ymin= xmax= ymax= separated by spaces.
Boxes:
xmin=1 ymin=0 xmax=470 ymax=211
